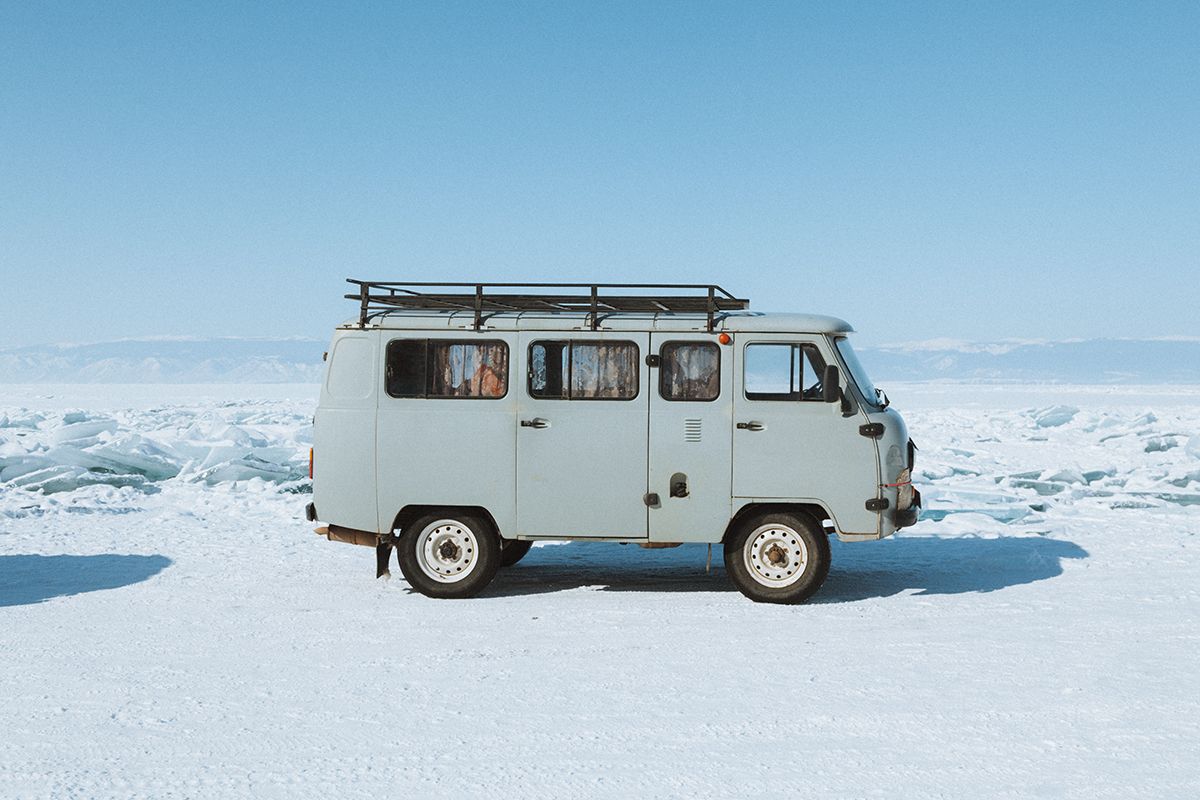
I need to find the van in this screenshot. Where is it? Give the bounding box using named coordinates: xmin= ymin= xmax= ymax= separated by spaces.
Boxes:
xmin=306 ymin=281 xmax=920 ymax=604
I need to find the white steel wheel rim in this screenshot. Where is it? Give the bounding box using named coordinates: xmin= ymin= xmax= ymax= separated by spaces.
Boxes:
xmin=417 ymin=520 xmax=480 ymax=584
xmin=744 ymin=523 xmax=809 ymax=588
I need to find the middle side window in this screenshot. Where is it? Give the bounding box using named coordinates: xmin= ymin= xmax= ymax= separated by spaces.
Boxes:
xmin=528 ymin=341 xmax=639 ymax=400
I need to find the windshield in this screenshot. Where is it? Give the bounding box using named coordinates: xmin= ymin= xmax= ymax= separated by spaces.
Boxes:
xmin=833 ymin=337 xmax=881 ymax=407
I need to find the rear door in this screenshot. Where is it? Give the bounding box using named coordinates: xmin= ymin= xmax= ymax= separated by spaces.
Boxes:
xmin=515 ymin=331 xmax=650 ymax=539
xmin=313 ymin=332 xmax=379 ymax=532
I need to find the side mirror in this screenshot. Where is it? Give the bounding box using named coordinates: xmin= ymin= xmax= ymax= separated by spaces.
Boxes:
xmin=823 ymin=364 xmax=840 ymax=403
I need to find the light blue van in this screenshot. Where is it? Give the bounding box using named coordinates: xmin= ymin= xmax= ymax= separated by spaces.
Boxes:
xmin=307 ymin=282 xmax=919 ymax=604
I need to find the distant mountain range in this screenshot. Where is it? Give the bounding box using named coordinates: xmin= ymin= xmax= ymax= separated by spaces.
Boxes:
xmin=856 ymin=337 xmax=1200 ymax=384
xmin=0 ymin=337 xmax=326 ymax=383
xmin=1 ymin=336 xmax=1198 ymax=384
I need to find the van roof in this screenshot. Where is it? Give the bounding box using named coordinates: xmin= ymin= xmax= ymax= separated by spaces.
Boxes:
xmin=338 ymin=310 xmax=855 ymax=335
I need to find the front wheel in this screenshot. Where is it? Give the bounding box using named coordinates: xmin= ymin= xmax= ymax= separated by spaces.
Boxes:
xmin=397 ymin=512 xmax=502 ymax=599
xmin=724 ymin=511 xmax=830 ymax=604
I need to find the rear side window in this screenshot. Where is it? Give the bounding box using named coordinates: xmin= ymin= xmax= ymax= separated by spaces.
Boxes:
xmin=326 ymin=337 xmax=375 ymax=400
xmin=660 ymin=342 xmax=720 ymax=401
xmin=386 ymin=339 xmax=509 ymax=399
xmin=529 ymin=341 xmax=639 ymax=400
xmin=744 ymin=343 xmax=827 ymax=401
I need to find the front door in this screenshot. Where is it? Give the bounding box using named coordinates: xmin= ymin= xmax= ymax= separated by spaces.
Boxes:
xmin=515 ymin=331 xmax=650 ymax=539
xmin=731 ymin=336 xmax=881 ymax=536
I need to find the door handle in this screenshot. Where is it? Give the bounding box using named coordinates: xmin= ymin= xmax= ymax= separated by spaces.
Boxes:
xmin=736 ymin=421 xmax=766 ymax=432
xmin=520 ymin=417 xmax=551 ymax=429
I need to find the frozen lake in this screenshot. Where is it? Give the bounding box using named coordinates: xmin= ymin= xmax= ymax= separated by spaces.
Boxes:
xmin=2 ymin=383 xmax=1198 ymax=798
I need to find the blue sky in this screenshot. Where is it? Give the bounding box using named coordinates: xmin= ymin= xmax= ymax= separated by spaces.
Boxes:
xmin=2 ymin=1 xmax=1197 ymax=349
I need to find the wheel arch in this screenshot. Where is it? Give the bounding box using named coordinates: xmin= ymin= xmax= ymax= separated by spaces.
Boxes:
xmin=721 ymin=502 xmax=831 ymax=543
xmin=391 ymin=504 xmax=501 ymax=537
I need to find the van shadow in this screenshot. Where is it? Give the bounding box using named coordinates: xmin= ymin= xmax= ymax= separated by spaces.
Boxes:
xmin=0 ymin=554 xmax=172 ymax=607
xmin=470 ymin=535 xmax=1088 ymax=601
xmin=817 ymin=534 xmax=1089 ymax=603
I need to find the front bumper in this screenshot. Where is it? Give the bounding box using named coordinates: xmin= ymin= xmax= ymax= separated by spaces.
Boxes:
xmin=895 ymin=489 xmax=921 ymax=529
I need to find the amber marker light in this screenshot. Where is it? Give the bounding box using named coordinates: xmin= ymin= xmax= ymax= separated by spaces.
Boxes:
xmin=718 ymin=333 xmax=732 ymax=345
xmin=309 ymin=449 xmax=313 ymax=479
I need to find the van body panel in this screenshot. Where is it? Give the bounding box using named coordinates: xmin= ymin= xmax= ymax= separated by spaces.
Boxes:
xmin=514 ymin=331 xmax=651 ymax=539
xmin=731 ymin=335 xmax=881 ymax=537
xmin=647 ymin=333 xmax=734 ymax=542
xmin=313 ymin=332 xmax=380 ymax=533
xmin=375 ymin=331 xmax=519 ymax=535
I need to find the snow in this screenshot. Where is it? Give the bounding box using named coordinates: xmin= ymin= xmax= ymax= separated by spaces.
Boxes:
xmin=2 ymin=382 xmax=1199 ymax=798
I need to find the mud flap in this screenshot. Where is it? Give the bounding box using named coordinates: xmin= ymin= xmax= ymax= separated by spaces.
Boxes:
xmin=375 ymin=542 xmax=393 ymax=580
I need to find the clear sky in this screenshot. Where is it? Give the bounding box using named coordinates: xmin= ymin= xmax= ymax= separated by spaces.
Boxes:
xmin=2 ymin=1 xmax=1197 ymax=349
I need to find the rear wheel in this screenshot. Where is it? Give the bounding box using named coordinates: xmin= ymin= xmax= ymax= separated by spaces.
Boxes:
xmin=500 ymin=539 xmax=533 ymax=568
xmin=397 ymin=512 xmax=502 ymax=599
xmin=724 ymin=511 xmax=830 ymax=604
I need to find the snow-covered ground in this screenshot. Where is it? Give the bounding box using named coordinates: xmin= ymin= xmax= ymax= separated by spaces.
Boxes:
xmin=2 ymin=383 xmax=1198 ymax=799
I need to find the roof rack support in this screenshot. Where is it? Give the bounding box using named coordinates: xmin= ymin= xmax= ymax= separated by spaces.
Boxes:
xmin=344 ymin=281 xmax=749 ymax=329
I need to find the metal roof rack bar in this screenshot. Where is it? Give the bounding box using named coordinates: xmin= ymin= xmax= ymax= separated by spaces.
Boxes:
xmin=345 ymin=281 xmax=750 ymax=332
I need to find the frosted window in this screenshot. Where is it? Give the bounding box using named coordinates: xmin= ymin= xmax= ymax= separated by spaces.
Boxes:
xmin=386 ymin=340 xmax=508 ymax=399
xmin=529 ymin=341 xmax=639 ymax=400
xmin=327 ymin=337 xmax=375 ymax=400
xmin=660 ymin=342 xmax=720 ymax=401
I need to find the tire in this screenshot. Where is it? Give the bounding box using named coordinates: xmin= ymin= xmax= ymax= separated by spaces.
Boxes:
xmin=397 ymin=512 xmax=502 ymax=599
xmin=499 ymin=538 xmax=533 ymax=568
xmin=723 ymin=511 xmax=830 ymax=604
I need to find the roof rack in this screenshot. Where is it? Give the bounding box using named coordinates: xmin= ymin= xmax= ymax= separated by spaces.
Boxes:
xmin=345 ymin=280 xmax=750 ymax=332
